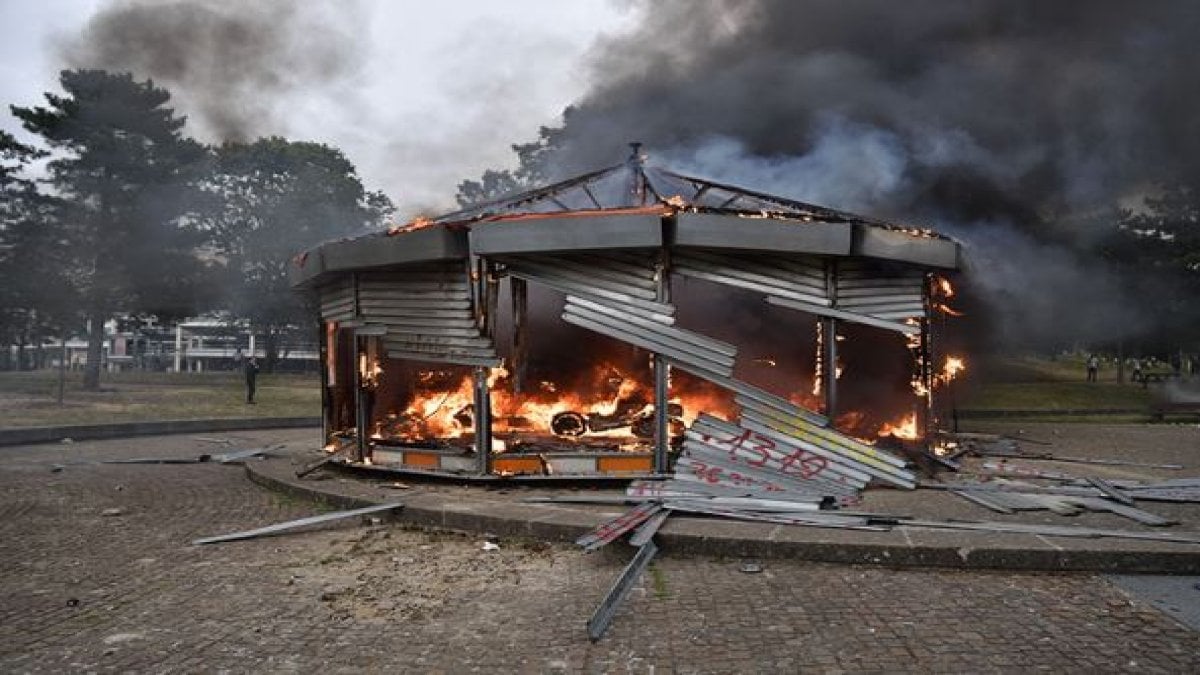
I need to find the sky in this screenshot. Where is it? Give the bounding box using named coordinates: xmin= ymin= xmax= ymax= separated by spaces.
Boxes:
xmin=0 ymin=0 xmax=637 ymax=216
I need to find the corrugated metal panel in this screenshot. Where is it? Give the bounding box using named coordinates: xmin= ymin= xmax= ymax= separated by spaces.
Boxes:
xmin=663 ymin=356 xmax=915 ymax=489
xmin=683 ymin=418 xmax=866 ymax=494
xmin=356 ymin=264 xmax=498 ymax=366
xmin=501 ymin=255 xmax=674 ymax=320
xmin=835 ymin=265 xmax=925 ymax=321
xmin=563 ymin=296 xmax=736 ymax=377
xmin=318 ymin=277 xmax=356 ymax=322
xmin=673 ymin=250 xmax=830 ymax=305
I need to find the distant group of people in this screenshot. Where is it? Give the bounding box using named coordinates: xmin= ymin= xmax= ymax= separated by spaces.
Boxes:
xmin=1085 ymin=353 xmax=1198 ymax=384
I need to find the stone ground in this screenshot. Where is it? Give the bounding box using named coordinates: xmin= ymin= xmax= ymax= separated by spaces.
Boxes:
xmin=2 ymin=430 xmax=1199 ymax=673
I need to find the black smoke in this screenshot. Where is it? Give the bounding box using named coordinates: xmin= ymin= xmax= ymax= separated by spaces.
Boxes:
xmin=525 ymin=0 xmax=1200 ymax=349
xmin=59 ymin=0 xmax=367 ymax=142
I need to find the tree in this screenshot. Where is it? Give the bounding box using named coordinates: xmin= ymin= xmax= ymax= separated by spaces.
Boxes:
xmin=454 ymin=124 xmax=564 ymax=207
xmin=197 ymin=137 xmax=392 ymax=371
xmin=11 ymin=70 xmax=209 ymax=389
xmin=0 ymin=130 xmax=74 ymax=369
xmin=1112 ymin=180 xmax=1200 ymax=350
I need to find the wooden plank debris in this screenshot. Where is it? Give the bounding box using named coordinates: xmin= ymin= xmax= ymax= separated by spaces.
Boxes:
xmin=192 ymin=503 xmax=404 ymax=545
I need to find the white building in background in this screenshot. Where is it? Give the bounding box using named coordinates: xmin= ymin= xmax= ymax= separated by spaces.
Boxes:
xmin=5 ymin=316 xmax=319 ymax=373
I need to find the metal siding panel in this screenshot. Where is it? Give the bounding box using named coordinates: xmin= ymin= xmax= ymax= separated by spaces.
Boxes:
xmin=673 ymin=213 xmax=853 ymax=255
xmin=469 ymin=214 xmax=663 ymax=254
xmin=852 ymin=225 xmax=959 ymax=269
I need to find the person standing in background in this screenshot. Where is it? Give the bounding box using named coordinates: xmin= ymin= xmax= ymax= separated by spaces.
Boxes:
xmin=245 ymin=357 xmax=260 ymax=404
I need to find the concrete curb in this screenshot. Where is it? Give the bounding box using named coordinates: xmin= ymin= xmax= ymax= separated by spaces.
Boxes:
xmin=0 ymin=417 xmax=320 ymax=447
xmin=244 ymin=458 xmax=1200 ymax=574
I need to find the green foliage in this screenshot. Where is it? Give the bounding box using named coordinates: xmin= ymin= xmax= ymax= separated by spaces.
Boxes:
xmin=195 ymin=137 xmax=394 ymax=369
xmin=1111 ymin=181 xmax=1200 ymax=347
xmin=0 ymin=130 xmax=74 ymax=354
xmin=10 ymin=70 xmax=213 ymax=386
xmin=454 ymin=124 xmax=564 ymax=207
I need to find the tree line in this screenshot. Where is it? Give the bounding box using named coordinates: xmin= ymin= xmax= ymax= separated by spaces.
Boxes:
xmin=0 ymin=69 xmax=393 ymax=389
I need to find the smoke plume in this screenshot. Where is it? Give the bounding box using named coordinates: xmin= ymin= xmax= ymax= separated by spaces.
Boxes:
xmin=527 ymin=0 xmax=1200 ymax=348
xmin=59 ymin=0 xmax=367 ymax=142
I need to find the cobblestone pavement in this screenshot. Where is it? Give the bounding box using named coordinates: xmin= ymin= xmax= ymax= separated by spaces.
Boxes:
xmin=2 ymin=432 xmax=1198 ymax=673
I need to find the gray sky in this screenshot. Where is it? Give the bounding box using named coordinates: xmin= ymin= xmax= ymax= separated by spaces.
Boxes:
xmin=0 ymin=0 xmax=636 ymax=216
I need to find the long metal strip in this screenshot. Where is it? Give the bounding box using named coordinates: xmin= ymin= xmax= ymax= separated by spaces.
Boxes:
xmin=661 ymin=502 xmax=889 ymax=531
xmin=666 ymin=358 xmax=829 ymax=427
xmin=899 ymin=518 xmax=1200 ymax=545
xmin=563 ymin=312 xmax=735 ymax=377
xmin=381 ymin=339 xmax=497 ymax=359
xmin=508 ymin=268 xmax=675 ymax=317
xmin=385 ymin=349 xmax=501 ymax=367
xmin=628 ymin=510 xmax=670 ymax=547
xmin=766 ymin=295 xmax=919 ymax=335
xmin=673 ymin=264 xmax=831 ymax=306
xmin=627 ymin=477 xmax=826 ymax=503
xmin=576 ymin=502 xmax=664 ymax=552
xmin=506 ymin=258 xmax=658 ymax=300
xmin=355 ymin=297 xmax=474 ymax=310
xmin=678 ymin=443 xmax=861 ymax=497
xmin=678 ymin=250 xmax=829 ymax=289
xmin=193 ymin=503 xmax=404 ymax=545
xmin=527 ymin=256 xmax=658 ymax=290
xmin=566 ymin=296 xmax=736 ymax=355
xmin=587 ymin=540 xmax=659 ymax=642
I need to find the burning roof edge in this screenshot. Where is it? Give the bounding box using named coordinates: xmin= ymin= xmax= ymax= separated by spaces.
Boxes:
xmin=291 ymin=150 xmax=961 ymax=289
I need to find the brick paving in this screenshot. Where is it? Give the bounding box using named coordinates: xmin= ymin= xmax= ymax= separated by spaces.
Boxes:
xmin=1 ymin=431 xmax=1198 ymax=673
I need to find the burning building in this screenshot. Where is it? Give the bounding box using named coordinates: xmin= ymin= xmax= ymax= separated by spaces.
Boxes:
xmin=290 ymin=145 xmax=962 ymax=481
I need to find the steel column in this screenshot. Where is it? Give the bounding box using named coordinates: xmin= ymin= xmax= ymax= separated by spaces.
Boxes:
xmin=474 ymin=365 xmax=492 ymax=475
xmin=919 ymin=274 xmax=934 ymax=443
xmin=822 ymin=261 xmax=839 ymax=420
xmin=653 ymin=248 xmax=671 ymax=474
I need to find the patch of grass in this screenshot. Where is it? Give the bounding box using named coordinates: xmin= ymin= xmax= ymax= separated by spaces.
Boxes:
xmin=648 ymin=563 xmax=669 ymax=599
xmin=0 ymin=369 xmax=319 ymax=428
xmin=963 ymin=382 xmax=1153 ymax=410
xmin=958 ymin=355 xmax=1165 ymax=419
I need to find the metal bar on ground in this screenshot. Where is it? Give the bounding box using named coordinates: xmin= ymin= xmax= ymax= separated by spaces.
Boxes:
xmin=575 ymin=502 xmax=664 ymax=552
xmin=192 ymin=503 xmax=404 ymax=545
xmin=1087 ymin=477 xmax=1135 ymax=506
xmin=587 ymin=540 xmax=659 ymax=642
xmin=628 ymin=509 xmax=670 ymax=547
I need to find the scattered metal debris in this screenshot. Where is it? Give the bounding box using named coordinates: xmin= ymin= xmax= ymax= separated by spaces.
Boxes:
xmin=587 ymin=540 xmax=659 ymax=643
xmin=296 ymin=441 xmax=356 ymax=478
xmin=575 ymin=503 xmax=664 ymax=553
xmin=192 ymin=503 xmax=404 ymax=545
xmin=740 ymin=560 xmax=763 ymax=574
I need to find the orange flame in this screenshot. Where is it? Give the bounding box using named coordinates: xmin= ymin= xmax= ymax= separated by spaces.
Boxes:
xmin=878 ymin=412 xmax=920 ymax=440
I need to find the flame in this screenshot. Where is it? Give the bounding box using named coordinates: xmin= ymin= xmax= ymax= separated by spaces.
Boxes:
xmin=878 ymin=413 xmax=920 ymax=440
xmin=388 ymin=215 xmax=434 ymax=235
xmin=935 ymin=356 xmax=966 ymax=386
xmin=931 ymin=275 xmax=964 ymax=316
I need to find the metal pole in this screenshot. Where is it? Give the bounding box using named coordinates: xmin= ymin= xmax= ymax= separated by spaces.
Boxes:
xmin=512 ymin=277 xmax=527 ymax=395
xmin=353 ymin=335 xmax=366 ymax=462
xmin=318 ymin=319 xmax=330 ymax=445
xmin=653 ymin=248 xmax=672 ymax=474
xmin=822 ymin=261 xmax=838 ymax=422
xmin=173 ymin=323 xmax=182 ymax=372
xmin=474 ymin=366 xmax=492 ymax=475
xmin=920 ymin=276 xmax=934 ymax=443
